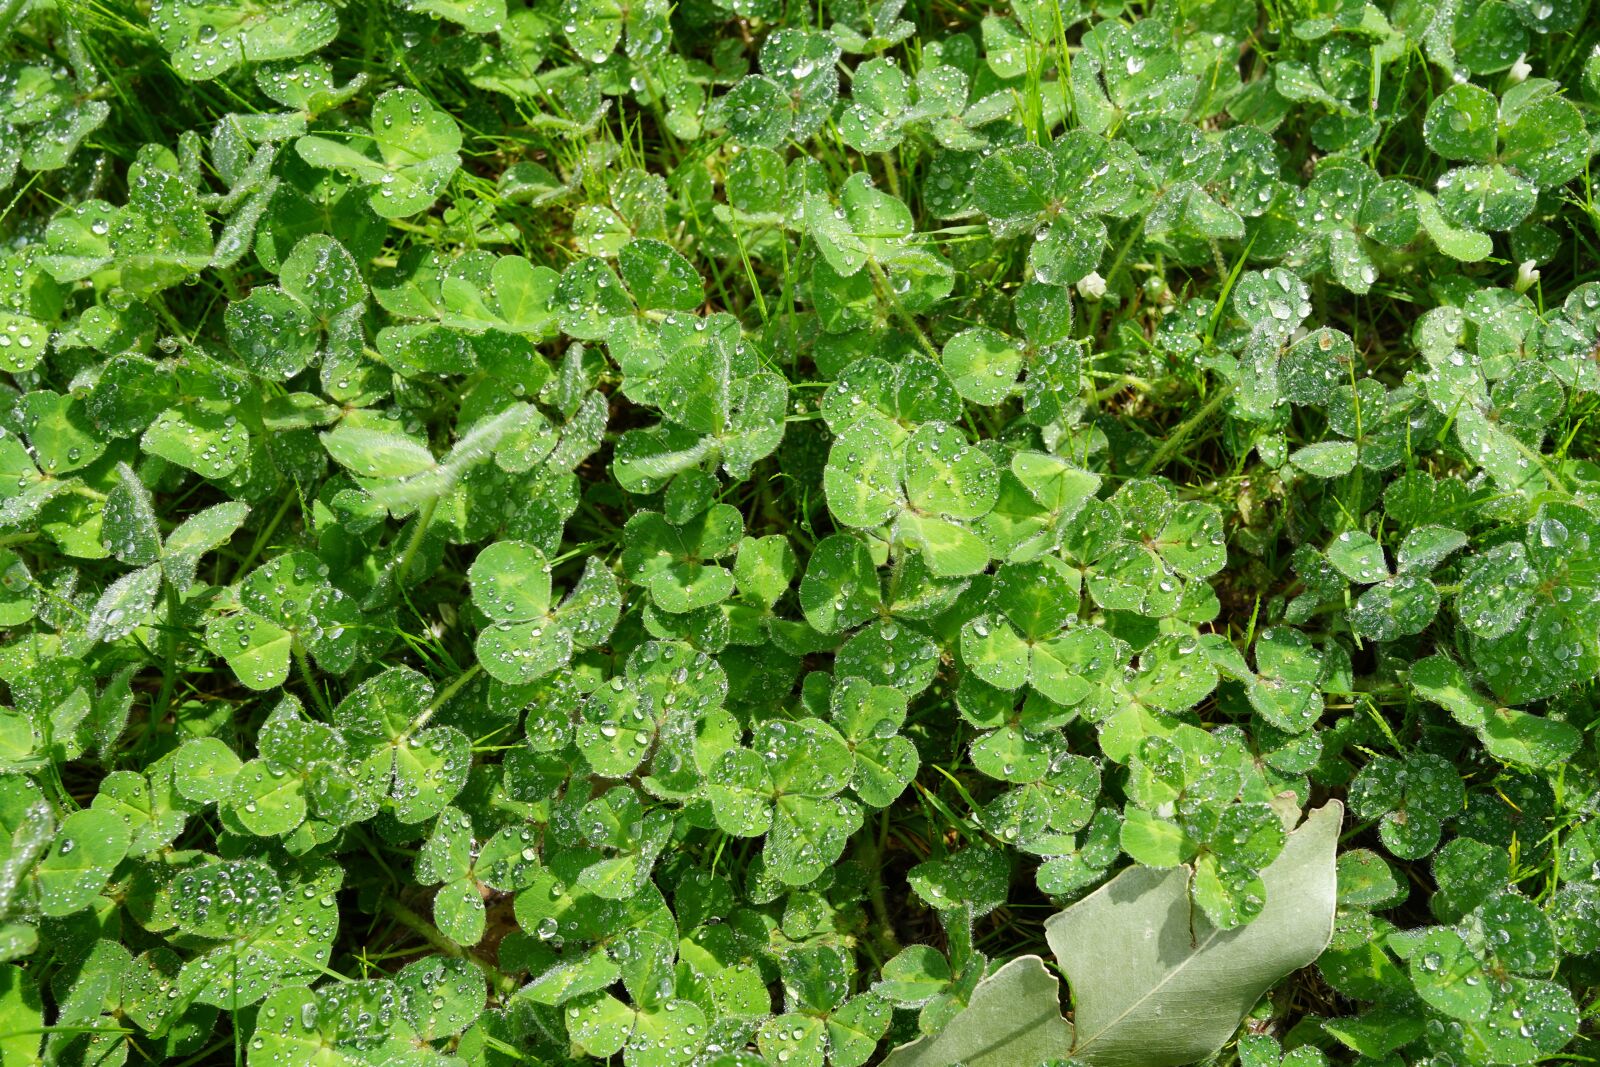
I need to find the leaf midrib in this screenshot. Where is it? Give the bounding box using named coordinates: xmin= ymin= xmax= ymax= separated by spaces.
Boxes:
xmin=1070 ymin=890 xmax=1226 ymax=1056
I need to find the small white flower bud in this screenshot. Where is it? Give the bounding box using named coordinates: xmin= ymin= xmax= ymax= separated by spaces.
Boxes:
xmin=1515 ymin=259 xmax=1540 ymax=293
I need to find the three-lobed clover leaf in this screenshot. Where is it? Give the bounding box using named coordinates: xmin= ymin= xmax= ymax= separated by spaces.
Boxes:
xmin=416 ymin=806 xmax=543 ymax=944
xmin=1458 ymin=503 xmax=1600 ymax=703
xmin=803 ymin=174 xmax=952 ymax=300
xmin=296 ymin=88 xmax=461 ymax=218
xmin=150 ymin=0 xmax=337 ymax=81
xmin=1120 ymin=724 xmax=1287 ymax=927
xmin=1319 ymin=527 xmax=1451 ymax=641
xmin=203 ymin=551 xmax=362 ymax=690
xmin=612 ymin=314 xmax=787 ymax=491
xmin=958 ymin=558 xmax=1091 ymax=703
xmin=91 ymin=763 xmax=195 ymax=856
xmin=110 ymin=149 xmax=215 ymax=296
xmin=566 ymin=987 xmax=707 ymax=1066
xmin=1247 ymin=627 xmax=1327 ymax=734
xmin=827 ymin=677 xmax=919 ymax=808
xmin=1284 ymin=160 xmax=1415 ymax=295
xmin=721 ymin=29 xmax=841 ymax=147
xmin=1424 ymin=80 xmax=1588 ymax=190
xmin=825 ymin=417 xmax=999 ymax=577
xmin=1064 ymin=480 xmax=1226 ymax=620
xmin=226 ymin=696 xmax=362 ymax=837
xmin=1072 ymin=19 xmax=1199 ymax=133
xmin=0 ymin=64 xmax=110 ymax=190
xmin=576 ymin=640 xmax=732 ymax=790
xmin=1411 ymin=654 xmax=1581 ymax=769
xmin=1349 ymin=753 xmax=1463 ymax=860
xmin=511 ymin=855 xmax=677 ymax=1008
xmin=621 ymin=505 xmax=741 ymax=614
xmin=969 ymin=131 xmax=1145 ymax=286
xmin=956 ymin=675 xmax=1078 ymax=785
xmin=706 ymin=717 xmax=864 ymax=886
xmin=329 ymin=666 xmax=471 ymax=824
xmin=839 ymin=56 xmax=975 ymax=154
xmin=574 ymin=785 xmax=674 ymax=901
xmin=471 ymin=540 xmax=619 ymax=684
xmin=226 ymin=233 xmax=365 ymax=380
xmin=1398 ymin=902 xmax=1578 ymax=1064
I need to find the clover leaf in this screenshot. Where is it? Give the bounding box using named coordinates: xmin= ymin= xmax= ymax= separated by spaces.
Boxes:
xmin=471 ymin=541 xmax=619 ymax=684
xmin=1411 ymin=655 xmax=1581 ymax=769
xmin=575 ymin=640 xmax=730 ymax=790
xmin=825 ymin=418 xmax=998 ymax=577
xmin=1350 ymin=753 xmax=1463 ymax=860
xmin=5 ymin=3 xmax=1600 ymax=1064
xmin=204 ymin=551 xmax=361 ymax=690
xmin=226 ymin=233 xmax=365 ymax=380
xmin=1461 ymin=504 xmax=1600 ymax=703
xmin=707 ymin=717 xmax=863 ymax=885
xmin=328 ymin=667 xmax=471 ymax=824
xmin=150 ymin=0 xmax=337 ymax=81
xmin=296 ymin=89 xmax=461 ymax=218
xmin=828 ymin=678 xmax=919 ymax=807
xmin=32 ymin=809 xmax=128 ymax=917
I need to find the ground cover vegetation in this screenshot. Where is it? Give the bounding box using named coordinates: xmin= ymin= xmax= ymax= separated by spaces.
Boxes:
xmin=2 ymin=0 xmax=1600 ymax=1062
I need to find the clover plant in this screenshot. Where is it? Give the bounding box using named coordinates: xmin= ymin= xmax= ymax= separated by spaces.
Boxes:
xmin=2 ymin=0 xmax=1600 ymax=1065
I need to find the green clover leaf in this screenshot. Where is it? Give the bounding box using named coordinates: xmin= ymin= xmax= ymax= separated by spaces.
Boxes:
xmin=296 ymin=89 xmax=461 ymax=218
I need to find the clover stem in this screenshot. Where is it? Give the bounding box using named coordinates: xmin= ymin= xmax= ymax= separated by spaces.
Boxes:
xmin=867 ymin=257 xmax=939 ymax=361
xmin=732 ymin=225 xmax=769 ymax=325
xmin=1088 ymin=371 xmax=1155 ymax=403
xmin=294 ymin=637 xmax=332 ymax=720
xmin=234 ymin=491 xmax=293 ymax=582
xmin=153 ymin=581 xmax=181 ymax=726
xmin=577 ymin=498 xmax=623 ymax=537
xmin=879 ymin=153 xmax=901 ymax=199
xmin=150 ymin=295 xmax=190 ymax=342
xmin=396 ymin=496 xmax=440 ymax=586
xmin=380 ymin=895 xmax=516 ymax=998
xmin=548 ymin=539 xmax=609 ymax=567
xmin=1139 ymin=381 xmax=1235 ymax=476
xmin=1087 ymin=214 xmax=1147 ymax=341
xmin=405 ymin=662 xmax=483 ymax=739
xmin=856 ymin=808 xmax=901 ymax=959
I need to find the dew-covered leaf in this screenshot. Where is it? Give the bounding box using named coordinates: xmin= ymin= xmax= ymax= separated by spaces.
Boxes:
xmin=33 ymin=808 xmax=129 ymax=917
